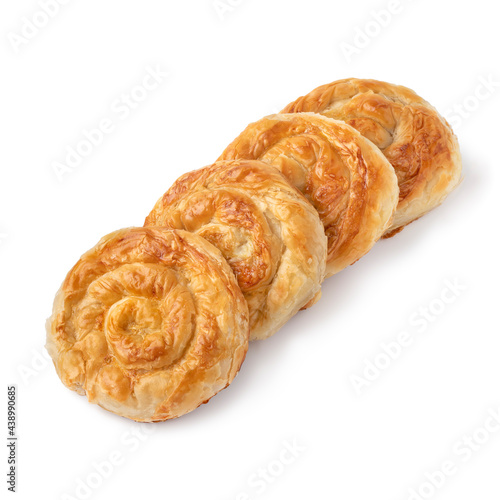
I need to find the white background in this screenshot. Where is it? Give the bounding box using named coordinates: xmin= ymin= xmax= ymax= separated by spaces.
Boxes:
xmin=1 ymin=1 xmax=499 ymax=499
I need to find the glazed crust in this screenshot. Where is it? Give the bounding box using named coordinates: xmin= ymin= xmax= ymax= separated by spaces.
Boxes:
xmin=46 ymin=227 xmax=249 ymax=422
xmin=219 ymin=113 xmax=399 ymax=277
xmin=282 ymin=78 xmax=462 ymax=234
xmin=145 ymin=160 xmax=327 ymax=340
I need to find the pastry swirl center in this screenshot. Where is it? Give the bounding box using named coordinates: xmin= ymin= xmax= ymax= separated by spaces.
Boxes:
xmin=107 ymin=296 xmax=162 ymax=340
xmin=79 ymin=263 xmax=196 ymax=370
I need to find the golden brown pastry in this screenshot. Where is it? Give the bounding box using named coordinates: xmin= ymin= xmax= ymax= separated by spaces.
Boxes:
xmin=46 ymin=227 xmax=249 ymax=422
xmin=282 ymin=78 xmax=462 ymax=236
xmin=145 ymin=160 xmax=327 ymax=340
xmin=219 ymin=113 xmax=399 ymax=277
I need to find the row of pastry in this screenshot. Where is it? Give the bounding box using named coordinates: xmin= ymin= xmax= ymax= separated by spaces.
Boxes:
xmin=46 ymin=79 xmax=462 ymax=421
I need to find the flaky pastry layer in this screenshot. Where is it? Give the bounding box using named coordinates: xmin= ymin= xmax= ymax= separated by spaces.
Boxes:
xmin=46 ymin=227 xmax=249 ymax=422
xmin=282 ymin=78 xmax=462 ymax=235
xmin=145 ymin=160 xmax=327 ymax=340
xmin=219 ymin=113 xmax=399 ymax=276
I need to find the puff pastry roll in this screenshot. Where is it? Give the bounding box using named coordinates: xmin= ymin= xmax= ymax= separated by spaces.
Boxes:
xmin=145 ymin=160 xmax=327 ymax=340
xmin=219 ymin=114 xmax=399 ymax=277
xmin=282 ymin=78 xmax=462 ymax=236
xmin=46 ymin=227 xmax=249 ymax=422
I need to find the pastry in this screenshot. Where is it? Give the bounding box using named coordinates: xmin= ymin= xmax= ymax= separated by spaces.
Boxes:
xmin=219 ymin=113 xmax=399 ymax=277
xmin=282 ymin=78 xmax=462 ymax=236
xmin=46 ymin=227 xmax=249 ymax=422
xmin=145 ymin=160 xmax=327 ymax=340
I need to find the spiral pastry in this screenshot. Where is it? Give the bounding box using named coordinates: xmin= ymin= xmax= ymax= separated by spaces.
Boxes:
xmin=282 ymin=78 xmax=462 ymax=236
xmin=219 ymin=113 xmax=399 ymax=277
xmin=45 ymin=227 xmax=249 ymax=422
xmin=145 ymin=160 xmax=327 ymax=340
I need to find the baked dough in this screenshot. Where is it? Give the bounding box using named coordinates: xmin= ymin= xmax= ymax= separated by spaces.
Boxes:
xmin=282 ymin=78 xmax=462 ymax=236
xmin=145 ymin=160 xmax=327 ymax=340
xmin=219 ymin=113 xmax=399 ymax=277
xmin=46 ymin=227 xmax=249 ymax=422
